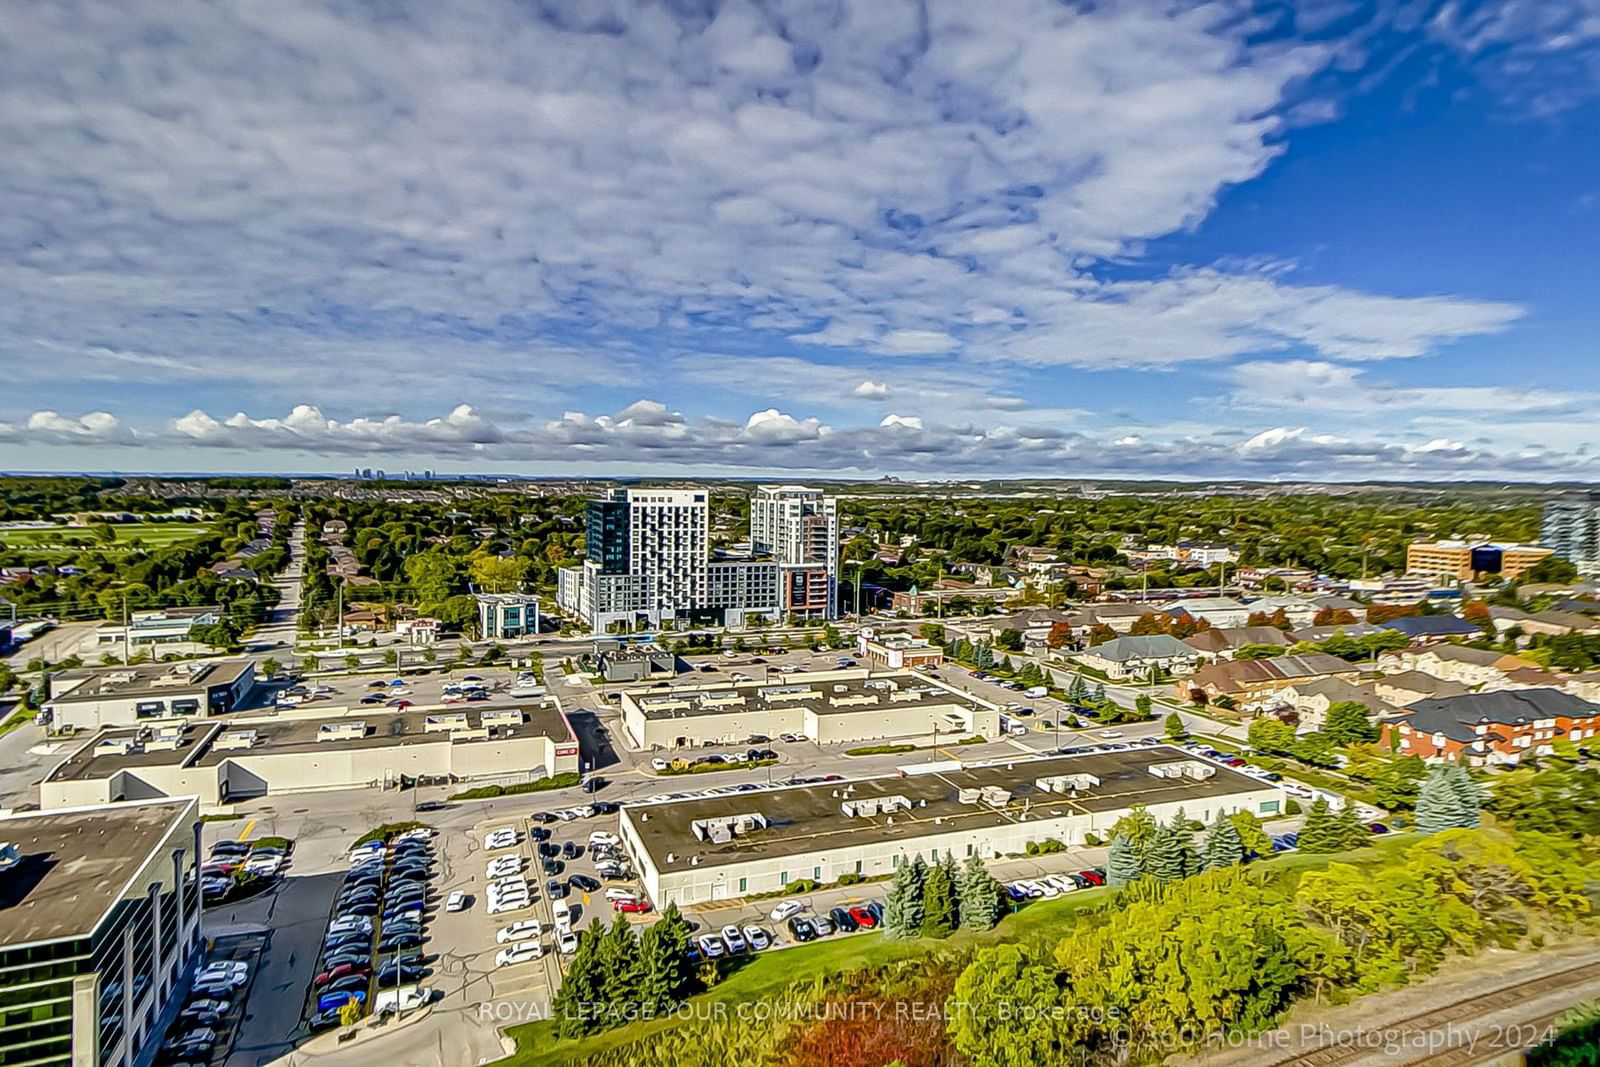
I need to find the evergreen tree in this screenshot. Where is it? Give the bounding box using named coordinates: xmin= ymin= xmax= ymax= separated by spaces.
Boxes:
xmin=921 ymin=854 xmax=958 ymax=938
xmin=974 ymin=642 xmax=995 ymax=669
xmin=1000 ymin=654 xmax=1015 ymax=674
xmin=957 ymin=855 xmax=1003 ymax=930
xmin=1144 ymin=824 xmax=1187 ymax=882
xmin=1331 ymin=803 xmax=1370 ymax=851
xmin=1296 ymin=796 xmax=1338 ymax=853
xmin=954 ymin=638 xmax=973 ymax=662
xmin=551 ymin=921 xmax=606 ymax=1037
xmin=1107 ymin=832 xmax=1143 ymax=887
xmin=1068 ymin=674 xmax=1088 ymax=702
xmin=1416 ymin=765 xmax=1469 ymax=832
xmin=1168 ymin=812 xmax=1202 ymax=876
xmin=638 ymin=902 xmax=694 ymax=1010
xmin=1202 ymin=813 xmax=1245 ymax=870
xmin=595 ymin=916 xmax=643 ymax=1011
xmin=1093 ymin=681 xmax=1107 ymax=704
xmin=1445 ymin=764 xmax=1485 ymax=828
xmin=883 ymin=855 xmax=926 ymax=939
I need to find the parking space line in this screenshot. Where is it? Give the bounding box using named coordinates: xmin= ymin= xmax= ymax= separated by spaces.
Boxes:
xmin=237 ymin=818 xmax=256 ymax=842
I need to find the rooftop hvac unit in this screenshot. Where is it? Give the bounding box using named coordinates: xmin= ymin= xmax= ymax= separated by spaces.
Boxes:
xmin=879 ymin=795 xmax=912 ymax=814
xmin=1149 ymin=761 xmax=1216 ymax=781
xmin=957 ymin=787 xmax=982 ymax=804
xmin=842 ymin=797 xmax=881 ymax=817
xmin=96 ymin=738 xmax=137 ymax=756
xmin=214 ymin=730 xmax=258 ymax=751
xmin=979 ymin=786 xmax=1011 ymax=808
xmin=1035 ymin=773 xmax=1100 ymax=794
xmin=317 ymin=721 xmax=369 ymax=742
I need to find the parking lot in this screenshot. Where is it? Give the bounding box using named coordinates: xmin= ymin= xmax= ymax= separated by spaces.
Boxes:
xmin=266 ymin=665 xmax=534 ymax=713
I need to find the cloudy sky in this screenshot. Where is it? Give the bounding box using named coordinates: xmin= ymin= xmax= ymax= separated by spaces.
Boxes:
xmin=2 ymin=0 xmax=1598 ymax=480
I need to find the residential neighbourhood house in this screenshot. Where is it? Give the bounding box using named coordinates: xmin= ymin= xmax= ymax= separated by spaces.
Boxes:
xmin=1381 ymin=689 xmax=1600 ymax=765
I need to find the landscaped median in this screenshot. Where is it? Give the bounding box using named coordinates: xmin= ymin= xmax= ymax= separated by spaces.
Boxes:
xmin=448 ymin=772 xmax=580 ymax=800
xmin=843 ymin=735 xmax=985 ymax=757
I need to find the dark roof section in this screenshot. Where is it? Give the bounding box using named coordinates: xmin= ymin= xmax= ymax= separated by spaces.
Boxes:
xmin=1377 ymin=616 xmax=1480 ymax=638
xmin=1395 ymin=688 xmax=1600 ymax=743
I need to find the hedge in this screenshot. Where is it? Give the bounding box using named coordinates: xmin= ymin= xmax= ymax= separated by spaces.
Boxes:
xmin=352 ymin=821 xmax=430 ymax=847
xmin=449 ymin=772 xmax=581 ymax=800
xmin=658 ymin=759 xmax=778 ymax=777
xmin=844 ymin=744 xmax=916 ymax=756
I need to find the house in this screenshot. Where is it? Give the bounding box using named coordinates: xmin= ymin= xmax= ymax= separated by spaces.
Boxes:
xmin=1178 ymin=653 xmax=1359 ymax=709
xmin=1381 ymin=689 xmax=1600 ymax=765
xmin=1482 ymin=667 xmax=1568 ymax=693
xmin=1312 ymin=595 xmax=1366 ymax=613
xmin=341 ymin=608 xmax=382 ymax=632
xmin=1075 ymin=635 xmax=1203 ymax=681
xmin=1158 ymin=597 xmax=1252 ymax=629
xmin=1183 ymin=626 xmax=1293 ymax=662
xmin=988 ymin=609 xmax=1073 ymax=646
xmin=1240 ymin=597 xmax=1320 ymax=628
xmin=1374 ymin=616 xmax=1481 ymax=644
xmin=1526 ymin=610 xmax=1600 ymax=636
xmin=1070 ymin=603 xmax=1161 ymax=634
xmin=1278 ymin=677 xmax=1388 ymax=733
xmin=1376 ymin=644 xmax=1538 ymax=688
xmin=210 ymin=562 xmax=257 ymax=580
xmin=1564 ymin=673 xmax=1600 ymax=702
xmin=1289 ymin=622 xmax=1387 ymax=644
xmin=1371 ymin=670 xmax=1472 ymax=707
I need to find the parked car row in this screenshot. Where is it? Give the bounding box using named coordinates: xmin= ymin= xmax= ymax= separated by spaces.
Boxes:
xmin=157 ymin=958 xmax=250 ymax=1063
xmin=309 ymin=829 xmax=437 ymax=1029
xmin=202 ymin=838 xmax=289 ymax=904
xmin=785 ymin=901 xmax=882 ymax=944
xmin=1005 ymin=869 xmax=1106 ymax=900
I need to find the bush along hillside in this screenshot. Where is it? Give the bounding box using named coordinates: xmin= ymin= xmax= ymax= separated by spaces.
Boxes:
xmin=500 ymin=817 xmax=1596 ymax=1067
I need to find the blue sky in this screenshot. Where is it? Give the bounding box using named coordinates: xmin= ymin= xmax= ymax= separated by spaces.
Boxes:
xmin=1 ymin=0 xmax=1598 ymax=479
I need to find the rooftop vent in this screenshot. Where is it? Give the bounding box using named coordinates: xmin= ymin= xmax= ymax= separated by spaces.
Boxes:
xmin=214 ymin=729 xmax=259 ymax=751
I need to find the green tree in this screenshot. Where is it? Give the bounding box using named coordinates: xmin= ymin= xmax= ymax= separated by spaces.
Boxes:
xmin=1373 ymin=755 xmax=1427 ymax=810
xmin=1233 ymin=643 xmax=1284 ymax=661
xmin=921 ymin=854 xmax=958 ymax=938
xmin=1248 ymin=717 xmax=1296 ymax=756
xmin=1416 ymin=765 xmax=1477 ymax=833
xmin=1107 ymin=833 xmax=1143 ymax=887
xmin=883 ymin=855 xmax=926 ymax=939
xmin=1144 ymin=823 xmax=1188 ymax=882
xmin=551 ymin=923 xmax=604 ymax=1037
xmin=468 ymin=553 xmax=528 ymax=593
xmin=1203 ymin=813 xmax=1245 ymax=870
xmin=1162 ymin=710 xmax=1185 ymax=741
xmin=594 ymin=916 xmax=643 ymax=1015
xmin=1291 ymin=732 xmax=1340 ymax=768
xmin=1228 ymin=810 xmax=1274 ymax=857
xmin=948 ymin=943 xmax=1075 ymax=1067
xmin=1331 ymin=803 xmax=1370 ymax=851
xmin=638 ymin=902 xmax=694 ymax=1010
xmin=1297 ymin=796 xmax=1339 ymax=853
xmin=260 ymin=657 xmax=281 ymax=680
xmin=402 ymin=552 xmax=458 ymax=606
xmin=1324 ymin=701 xmax=1379 ymax=746
xmin=957 ymin=855 xmax=1003 ymax=931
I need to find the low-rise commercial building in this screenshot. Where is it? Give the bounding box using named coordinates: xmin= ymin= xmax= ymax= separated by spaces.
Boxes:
xmin=1074 ymin=635 xmax=1202 ymax=680
xmin=1381 ymin=689 xmax=1600 ymax=765
xmin=618 ymin=670 xmax=998 ymax=750
xmin=476 ymin=593 xmax=541 ymax=639
xmin=618 ymin=746 xmax=1282 ymax=907
xmin=43 ymin=660 xmax=257 ymax=733
xmin=41 ymin=702 xmax=579 ymax=811
xmin=0 ymin=797 xmax=202 ymax=1067
xmin=94 ymin=607 xmax=223 ymax=648
xmin=1158 ymin=597 xmax=1252 ymax=629
xmin=855 ymin=631 xmax=944 ymax=670
xmin=596 ymin=644 xmax=676 ymax=682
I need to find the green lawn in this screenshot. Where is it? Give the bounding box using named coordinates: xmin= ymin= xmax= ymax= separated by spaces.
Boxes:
xmin=0 ymin=523 xmax=211 ymax=559
xmin=496 ymin=833 xmax=1421 ymax=1067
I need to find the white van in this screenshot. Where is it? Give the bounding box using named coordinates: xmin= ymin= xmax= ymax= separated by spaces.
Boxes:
xmin=1025 ymin=686 xmax=1049 ymax=698
xmin=551 ymin=898 xmax=572 ymax=930
xmin=372 ymin=985 xmax=430 ymax=1015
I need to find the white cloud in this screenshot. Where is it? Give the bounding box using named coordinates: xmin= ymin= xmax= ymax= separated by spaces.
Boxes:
xmin=853 ymin=380 xmax=890 ymax=400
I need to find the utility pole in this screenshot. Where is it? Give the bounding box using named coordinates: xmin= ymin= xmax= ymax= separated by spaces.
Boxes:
xmin=335 ymin=580 xmax=344 ymax=651
xmin=122 ymin=594 xmax=130 ymax=665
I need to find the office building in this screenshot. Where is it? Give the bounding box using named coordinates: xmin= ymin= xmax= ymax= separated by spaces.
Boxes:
xmin=558 ymin=485 xmax=836 ymax=631
xmin=476 ymin=593 xmax=541 ymax=639
xmin=749 ymin=485 xmax=839 ymax=619
xmin=855 ymin=631 xmax=944 ymax=671
xmin=0 ymin=797 xmax=202 ymax=1067
xmin=618 ymin=746 xmax=1282 ymax=907
xmin=618 ymin=669 xmax=997 ymax=750
xmin=1542 ymin=493 xmax=1600 ymax=577
xmin=42 ymin=660 xmax=256 ymax=733
xmin=1405 ymin=540 xmax=1553 ymax=582
xmin=41 ymin=702 xmax=579 ymax=811
xmin=93 ymin=608 xmax=223 ymax=649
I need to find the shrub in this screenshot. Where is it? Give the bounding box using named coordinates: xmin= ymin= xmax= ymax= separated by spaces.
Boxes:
xmin=353 ymin=821 xmax=429 ymax=847
xmin=1083 ymin=832 xmax=1104 ymax=847
xmin=837 ymin=872 xmax=864 ymax=886
xmin=449 ymin=772 xmax=581 ymax=800
xmin=1285 ymin=799 xmax=1302 ymax=816
xmin=785 ymin=879 xmax=819 ymax=894
xmin=845 ymin=744 xmax=917 ymax=756
xmin=1025 ymin=838 xmax=1067 ymax=856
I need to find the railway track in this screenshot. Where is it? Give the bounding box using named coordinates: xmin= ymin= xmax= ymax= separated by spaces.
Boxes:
xmin=1259 ymin=958 xmax=1600 ymax=1067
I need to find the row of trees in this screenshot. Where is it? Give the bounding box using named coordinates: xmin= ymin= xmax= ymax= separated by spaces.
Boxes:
xmin=1106 ymin=807 xmax=1266 ymax=886
xmin=551 ymin=905 xmax=696 ymax=1039
xmin=882 ymin=853 xmax=1004 ymax=939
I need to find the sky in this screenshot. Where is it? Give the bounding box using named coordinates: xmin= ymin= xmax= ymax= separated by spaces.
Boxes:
xmin=2 ymin=0 xmax=1599 ymax=481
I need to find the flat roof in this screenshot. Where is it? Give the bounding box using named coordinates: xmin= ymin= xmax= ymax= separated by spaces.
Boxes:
xmin=0 ymin=798 xmax=195 ymax=948
xmin=49 ymin=659 xmax=254 ymax=704
xmin=628 ymin=673 xmax=988 ymax=721
xmin=46 ymin=701 xmax=574 ymax=782
xmin=626 ymin=745 xmax=1273 ymax=874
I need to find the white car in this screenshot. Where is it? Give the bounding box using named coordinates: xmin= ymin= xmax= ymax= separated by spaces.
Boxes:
xmin=349 ymin=845 xmax=384 ymax=864
xmin=556 ymin=930 xmax=579 ymax=954
xmin=603 ymin=887 xmax=638 ymax=902
xmin=495 ymin=941 xmax=544 ymax=967
xmin=497 ymin=920 xmax=543 ymax=944
xmin=770 ymin=900 xmax=803 ymax=923
xmin=488 ymin=896 xmax=532 ymax=916
xmin=372 ymin=985 xmax=430 ymax=1015
xmin=1035 ymin=880 xmax=1061 ymax=898
xmin=483 ymin=830 xmax=519 ymax=850
xmin=396 ymin=828 xmax=436 ymax=842
xmin=486 ymin=856 xmax=524 ymax=879
xmin=445 ymin=891 xmax=469 ymax=913
xmin=1098 ymin=729 xmax=1124 ymax=739
xmin=650 ymin=758 xmax=669 ymax=771
xmin=743 ymin=925 xmax=771 ymax=950
xmin=1044 ymin=874 xmax=1077 ymax=894
xmin=329 ymin=916 xmax=373 ymax=934
xmin=697 ymin=935 xmax=726 ymax=958
xmin=720 ymin=925 xmax=747 ymax=953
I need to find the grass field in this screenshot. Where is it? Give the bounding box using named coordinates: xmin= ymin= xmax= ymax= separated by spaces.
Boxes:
xmin=0 ymin=523 xmax=211 ymax=558
xmin=498 ymin=833 xmax=1422 ymax=1066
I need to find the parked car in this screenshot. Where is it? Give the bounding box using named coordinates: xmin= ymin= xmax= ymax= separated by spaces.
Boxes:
xmin=556 ymin=929 xmax=579 ymax=954
xmin=847 ymin=905 xmax=877 ymax=928
xmin=316 ymin=989 xmax=367 ymax=1014
xmin=376 ymin=962 xmax=428 ymax=985
xmin=568 ymin=874 xmax=600 ymax=892
xmin=787 ymin=917 xmax=817 ymax=942
xmin=696 ymin=934 xmax=727 ymax=958
xmin=445 ymin=891 xmax=469 ymax=912
xmin=829 ymin=906 xmax=858 ymax=932
xmin=770 ymin=900 xmax=803 ymax=923
xmin=743 ymin=925 xmax=771 ymax=950
xmin=810 ymin=914 xmax=835 ymax=936
xmin=497 ymin=920 xmax=543 ymax=944
xmin=614 ymin=897 xmax=651 ymax=914
xmin=496 ymin=941 xmax=544 ymax=967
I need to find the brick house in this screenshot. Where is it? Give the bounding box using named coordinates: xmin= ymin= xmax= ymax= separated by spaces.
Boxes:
xmin=1381 ymin=689 xmax=1600 ymax=765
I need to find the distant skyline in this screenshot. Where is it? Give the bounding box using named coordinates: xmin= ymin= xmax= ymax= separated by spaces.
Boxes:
xmin=2 ymin=1 xmax=1599 ymax=480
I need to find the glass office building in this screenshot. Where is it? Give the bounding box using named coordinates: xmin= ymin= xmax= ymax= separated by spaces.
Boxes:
xmin=0 ymin=797 xmax=201 ymax=1067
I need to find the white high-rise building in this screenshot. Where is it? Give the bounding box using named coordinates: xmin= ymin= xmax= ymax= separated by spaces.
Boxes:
xmin=750 ymin=485 xmax=839 ymax=619
xmin=1542 ymin=492 xmax=1600 ymax=577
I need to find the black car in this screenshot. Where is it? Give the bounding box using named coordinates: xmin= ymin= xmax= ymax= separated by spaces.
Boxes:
xmin=865 ymin=901 xmax=884 ymax=924
xmin=547 ymin=879 xmax=569 ymax=899
xmin=568 ymin=874 xmax=600 ymax=892
xmin=377 ymin=932 xmax=424 ymax=952
xmin=337 ymin=902 xmax=378 ymax=918
xmin=529 ymin=827 xmax=551 ymax=842
xmin=322 ymin=950 xmax=372 ymax=971
xmin=323 ymin=974 xmax=369 ymax=996
xmin=382 ymin=951 xmax=426 ymax=969
xmin=542 ymin=859 xmax=564 ymax=876
xmin=307 ymin=1008 xmax=345 ymax=1032
xmin=538 ymin=842 xmax=560 ymax=858
xmin=828 ymin=906 xmax=858 ymax=932
xmin=377 ymin=963 xmax=428 ymax=984
xmin=177 ymin=1007 xmax=225 ymax=1028
xmin=1067 ymin=873 xmax=1091 ymax=890
xmin=561 ymin=841 xmax=581 ymax=860
xmin=390 ymin=865 xmax=432 ymax=881
xmin=531 ymin=812 xmax=557 ymax=824
xmin=592 ymin=801 xmax=620 ymax=815
xmin=159 ymin=1033 xmax=216 ymax=1062
xmin=338 ymin=890 xmax=381 ymax=907
xmin=746 ymin=734 xmax=770 ymax=744
xmin=415 ymin=800 xmax=449 ymax=812
xmin=323 ymin=931 xmax=370 ymax=952
xmin=787 ymin=917 xmax=817 ymax=942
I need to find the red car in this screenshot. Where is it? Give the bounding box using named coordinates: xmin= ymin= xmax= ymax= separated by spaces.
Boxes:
xmin=847 ymin=906 xmax=877 ymax=929
xmin=1077 ymin=870 xmax=1105 ymax=887
xmin=613 ymin=898 xmax=652 ymax=914
xmin=386 ymin=699 xmax=414 ymax=709
xmin=313 ymin=963 xmax=370 ymax=987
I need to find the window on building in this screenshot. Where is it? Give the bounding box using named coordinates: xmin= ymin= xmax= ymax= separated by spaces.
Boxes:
xmin=738 ymin=877 xmax=746 ymax=893
xmin=779 ymin=871 xmax=788 ymax=885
